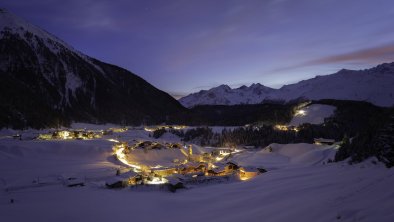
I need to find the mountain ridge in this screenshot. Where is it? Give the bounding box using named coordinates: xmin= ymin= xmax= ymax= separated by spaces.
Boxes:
xmin=179 ymin=62 xmax=394 ymax=108
xmin=179 ymin=83 xmax=276 ymax=107
xmin=0 ymin=9 xmax=185 ymax=128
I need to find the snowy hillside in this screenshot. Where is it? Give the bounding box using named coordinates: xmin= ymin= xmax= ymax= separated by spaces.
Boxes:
xmin=179 ymin=83 xmax=275 ymax=107
xmin=271 ymin=63 xmax=394 ymax=107
xmin=1 ymin=126 xmax=393 ymax=222
xmin=0 ymin=9 xmax=184 ymax=128
xmin=289 ymin=104 xmax=336 ymax=126
xmin=0 ymin=9 xmax=74 ymax=54
xmin=232 ymin=143 xmax=336 ymax=170
xmin=179 ymin=63 xmax=394 ymax=108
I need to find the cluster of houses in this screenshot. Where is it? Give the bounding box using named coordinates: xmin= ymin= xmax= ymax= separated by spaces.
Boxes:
xmin=134 ymin=141 xmax=184 ymax=150
xmin=116 ymin=140 xmax=242 ymax=164
xmin=144 ymin=125 xmax=187 ymax=132
xmin=37 ymin=130 xmax=104 ymax=140
xmin=36 ymin=127 xmax=130 ymax=141
xmin=274 ymin=124 xmax=299 ymax=132
xmin=107 ymin=146 xmax=266 ymax=191
xmin=107 ymin=139 xmax=268 ymax=191
xmin=113 ymin=141 xmax=185 ymax=154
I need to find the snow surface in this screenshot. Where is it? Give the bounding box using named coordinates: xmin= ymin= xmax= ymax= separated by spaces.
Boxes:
xmin=126 ymin=149 xmax=186 ymax=168
xmin=70 ymin=122 xmax=124 ymax=130
xmin=232 ymin=143 xmax=337 ymax=170
xmin=64 ymin=72 xmax=82 ymax=103
xmin=1 ymin=125 xmax=394 ymax=222
xmin=290 ymin=104 xmax=336 ymax=126
xmin=179 ymin=63 xmax=394 ymax=107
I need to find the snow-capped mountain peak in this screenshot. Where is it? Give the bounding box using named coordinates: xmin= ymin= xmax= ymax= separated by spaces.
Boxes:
xmin=211 ymin=84 xmax=232 ymax=93
xmin=180 ymin=63 xmax=394 ymax=108
xmin=0 ymin=8 xmax=184 ymax=128
xmin=269 ymin=63 xmax=394 ymax=106
xmin=0 ymin=8 xmax=74 ymax=54
xmin=179 ymin=83 xmax=275 ymax=107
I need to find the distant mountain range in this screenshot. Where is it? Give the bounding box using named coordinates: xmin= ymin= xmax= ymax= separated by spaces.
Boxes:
xmin=0 ymin=9 xmax=184 ymax=128
xmin=179 ymin=63 xmax=394 ymax=108
xmin=179 ymin=83 xmax=275 ymax=108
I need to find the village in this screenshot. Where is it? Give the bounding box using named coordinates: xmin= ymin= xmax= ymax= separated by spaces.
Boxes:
xmin=3 ymin=104 xmax=338 ymax=193
xmin=107 ymin=139 xmax=267 ymax=192
xmin=8 ymin=124 xmax=268 ymax=192
xmin=36 ymin=127 xmax=128 ymax=140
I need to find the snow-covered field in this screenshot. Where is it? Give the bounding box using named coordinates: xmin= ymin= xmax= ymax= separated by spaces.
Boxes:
xmin=232 ymin=143 xmax=336 ymax=170
xmin=1 ymin=125 xmax=393 ymax=222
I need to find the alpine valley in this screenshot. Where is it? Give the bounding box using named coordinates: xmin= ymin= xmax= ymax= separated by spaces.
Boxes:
xmin=1 ymin=5 xmax=394 ymax=222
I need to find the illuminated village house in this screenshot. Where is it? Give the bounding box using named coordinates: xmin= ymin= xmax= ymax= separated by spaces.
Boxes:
xmin=110 ymin=139 xmax=267 ymax=190
xmin=106 ymin=171 xmax=140 ymax=188
xmin=314 ymin=138 xmax=335 ymax=145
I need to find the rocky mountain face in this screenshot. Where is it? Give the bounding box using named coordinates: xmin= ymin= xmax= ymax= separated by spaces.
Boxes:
xmin=0 ymin=9 xmax=185 ymax=128
xmin=180 ymin=63 xmax=394 ymax=108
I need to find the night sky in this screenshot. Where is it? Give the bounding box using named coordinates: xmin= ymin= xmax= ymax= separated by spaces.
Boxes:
xmin=3 ymin=0 xmax=394 ymax=98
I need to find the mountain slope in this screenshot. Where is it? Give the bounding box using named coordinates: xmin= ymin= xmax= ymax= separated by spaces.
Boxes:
xmin=179 ymin=83 xmax=275 ymax=107
xmin=269 ymin=63 xmax=394 ymax=106
xmin=0 ymin=9 xmax=185 ymax=128
xmin=180 ymin=63 xmax=394 ymax=108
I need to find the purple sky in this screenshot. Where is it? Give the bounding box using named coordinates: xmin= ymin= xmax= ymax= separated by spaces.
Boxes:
xmin=3 ymin=0 xmax=394 ymax=98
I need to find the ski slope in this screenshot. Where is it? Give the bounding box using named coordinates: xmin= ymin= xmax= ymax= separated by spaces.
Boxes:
xmin=290 ymin=104 xmax=336 ymax=126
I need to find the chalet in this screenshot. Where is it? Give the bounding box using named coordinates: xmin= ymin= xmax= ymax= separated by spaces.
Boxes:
xmin=206 ymin=165 xmax=227 ymax=176
xmin=124 ymin=171 xmax=141 ymax=185
xmin=106 ymin=171 xmax=140 ymax=188
xmin=61 ymin=174 xmax=85 ymax=187
xmin=152 ymin=167 xmax=177 ymax=177
xmin=12 ymin=134 xmax=22 ymax=140
xmin=37 ymin=133 xmax=52 ymax=140
xmin=166 ymin=176 xmax=185 ymax=192
xmin=205 ymin=153 xmax=214 ymax=161
xmin=211 ymin=148 xmax=233 ymax=156
xmin=138 ymin=141 xmax=153 ymax=149
xmin=238 ymin=166 xmax=260 ymax=181
xmin=257 ymin=167 xmax=267 ymax=173
xmin=314 ymin=138 xmax=335 ymax=145
xmin=102 ymin=129 xmax=113 ymax=135
xmin=178 ymin=164 xmax=206 ymax=174
xmin=109 ymin=127 xmax=128 ymax=133
xmin=105 ymin=176 xmax=129 ymax=188
xmin=37 ymin=129 xmax=102 ymax=140
xmin=169 ymin=143 xmax=183 ymax=149
xmin=225 ymin=161 xmax=240 ymax=172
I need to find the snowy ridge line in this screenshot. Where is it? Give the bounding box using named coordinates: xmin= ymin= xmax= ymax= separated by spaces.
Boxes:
xmin=0 ymin=9 xmax=106 ymax=77
xmin=179 ymin=62 xmax=394 ymax=107
xmin=0 ymin=8 xmax=73 ymax=54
